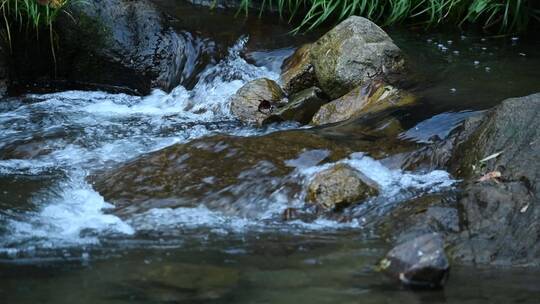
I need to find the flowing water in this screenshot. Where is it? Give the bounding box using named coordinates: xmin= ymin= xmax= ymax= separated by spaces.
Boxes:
xmin=1 ymin=2 xmax=540 ymax=303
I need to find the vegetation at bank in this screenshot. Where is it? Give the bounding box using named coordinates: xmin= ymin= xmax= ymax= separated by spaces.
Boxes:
xmin=239 ymin=0 xmax=539 ymax=33
xmin=1 ymin=0 xmax=70 ymax=50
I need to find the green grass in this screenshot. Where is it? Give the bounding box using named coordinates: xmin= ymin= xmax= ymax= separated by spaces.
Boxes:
xmin=1 ymin=0 xmax=71 ymax=64
xmin=238 ymin=0 xmax=540 ymax=33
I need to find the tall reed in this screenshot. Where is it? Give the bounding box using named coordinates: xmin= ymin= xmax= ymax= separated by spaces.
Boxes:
xmin=238 ymin=0 xmax=539 ymax=33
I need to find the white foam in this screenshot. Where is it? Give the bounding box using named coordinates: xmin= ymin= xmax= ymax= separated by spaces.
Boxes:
xmin=0 ymin=36 xmax=286 ymax=252
xmin=1 ymin=173 xmax=133 ymax=251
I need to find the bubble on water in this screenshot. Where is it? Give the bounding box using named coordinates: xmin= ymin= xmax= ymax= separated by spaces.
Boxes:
xmin=485 ymin=67 xmax=491 ymax=72
xmin=474 ymin=60 xmax=480 ymax=66
xmin=450 ymin=88 xmax=457 ymax=93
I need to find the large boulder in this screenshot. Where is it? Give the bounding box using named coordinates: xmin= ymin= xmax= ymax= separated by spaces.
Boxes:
xmin=9 ymin=0 xmax=215 ymax=94
xmin=306 ymin=163 xmax=379 ymax=210
xmin=447 ymin=93 xmax=540 ymax=266
xmin=311 ymin=83 xmax=416 ymax=126
xmin=230 ymin=78 xmax=286 ymax=125
xmin=379 ymin=233 xmax=450 ymax=288
xmin=378 ymin=93 xmax=540 ymax=267
xmin=310 ymin=16 xmax=405 ymax=99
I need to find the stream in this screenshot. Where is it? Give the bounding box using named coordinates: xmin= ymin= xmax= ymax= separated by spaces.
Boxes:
xmin=1 ymin=2 xmax=540 ymax=303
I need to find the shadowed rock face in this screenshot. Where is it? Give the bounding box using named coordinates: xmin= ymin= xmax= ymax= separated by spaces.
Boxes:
xmin=263 ymin=86 xmax=328 ymax=125
xmin=279 ymin=44 xmax=319 ymax=95
xmin=376 ymin=93 xmax=540 ymax=267
xmin=309 ymin=16 xmax=405 ymax=99
xmin=447 ymin=93 xmax=540 ymax=266
xmin=8 ymin=0 xmax=217 ymax=95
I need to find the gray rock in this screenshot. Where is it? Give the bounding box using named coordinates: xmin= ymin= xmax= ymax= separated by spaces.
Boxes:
xmin=263 ymin=86 xmax=327 ymax=125
xmin=379 ymin=233 xmax=450 ymax=288
xmin=230 ymin=78 xmax=286 ymax=125
xmin=306 ymin=163 xmax=379 ymax=210
xmin=311 ymin=83 xmax=416 ymax=126
xmin=447 ymin=93 xmax=540 ymax=266
xmin=389 ymin=93 xmax=540 ymax=267
xmin=310 ymin=16 xmax=405 ymax=99
xmin=67 ymin=0 xmax=214 ymax=92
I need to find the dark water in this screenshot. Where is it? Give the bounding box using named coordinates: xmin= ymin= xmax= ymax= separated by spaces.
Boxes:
xmin=1 ymin=1 xmax=540 ymax=303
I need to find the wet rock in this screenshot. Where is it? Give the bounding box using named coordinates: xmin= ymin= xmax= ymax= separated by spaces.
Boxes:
xmin=280 ymin=44 xmax=319 ymax=95
xmin=263 ymin=86 xmax=328 ymax=125
xmin=306 ymin=163 xmax=379 ymax=210
xmin=311 ymin=83 xmax=416 ymax=126
xmin=9 ymin=0 xmax=215 ymax=94
xmin=92 ymin=130 xmax=356 ymax=217
xmin=379 ymin=233 xmax=450 ymax=288
xmin=384 ymin=94 xmax=540 ymax=266
xmin=372 ymin=194 xmax=460 ymax=243
xmin=310 ymin=16 xmax=405 ymax=99
xmin=401 ymin=114 xmax=485 ymax=171
xmin=230 ymin=78 xmax=286 ymax=125
xmin=446 ymin=93 xmax=540 ymax=266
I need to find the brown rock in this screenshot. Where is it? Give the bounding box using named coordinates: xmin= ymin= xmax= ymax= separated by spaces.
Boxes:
xmin=311 ymin=83 xmax=416 ymax=126
xmin=306 ymin=163 xmax=379 ymax=209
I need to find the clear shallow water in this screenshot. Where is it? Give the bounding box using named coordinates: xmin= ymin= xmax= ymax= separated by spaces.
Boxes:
xmin=1 ymin=2 xmax=540 ymax=302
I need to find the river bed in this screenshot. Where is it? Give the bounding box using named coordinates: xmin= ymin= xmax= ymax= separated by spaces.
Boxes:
xmin=1 ymin=2 xmax=540 ymax=303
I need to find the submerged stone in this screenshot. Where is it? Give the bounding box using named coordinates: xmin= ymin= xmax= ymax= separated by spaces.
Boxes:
xmin=379 ymin=233 xmax=450 ymax=289
xmin=230 ymin=78 xmax=286 ymax=125
xmin=91 ymin=130 xmax=357 ymax=217
xmin=310 ymin=16 xmax=405 ymax=99
xmin=306 ymin=163 xmax=379 ymax=210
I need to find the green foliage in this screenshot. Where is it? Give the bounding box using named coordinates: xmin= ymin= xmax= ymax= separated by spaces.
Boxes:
xmin=238 ymin=0 xmax=540 ymax=33
xmin=1 ymin=0 xmax=70 ymax=49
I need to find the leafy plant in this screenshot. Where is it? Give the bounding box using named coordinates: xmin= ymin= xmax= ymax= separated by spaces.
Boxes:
xmin=237 ymin=0 xmax=540 ymax=33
